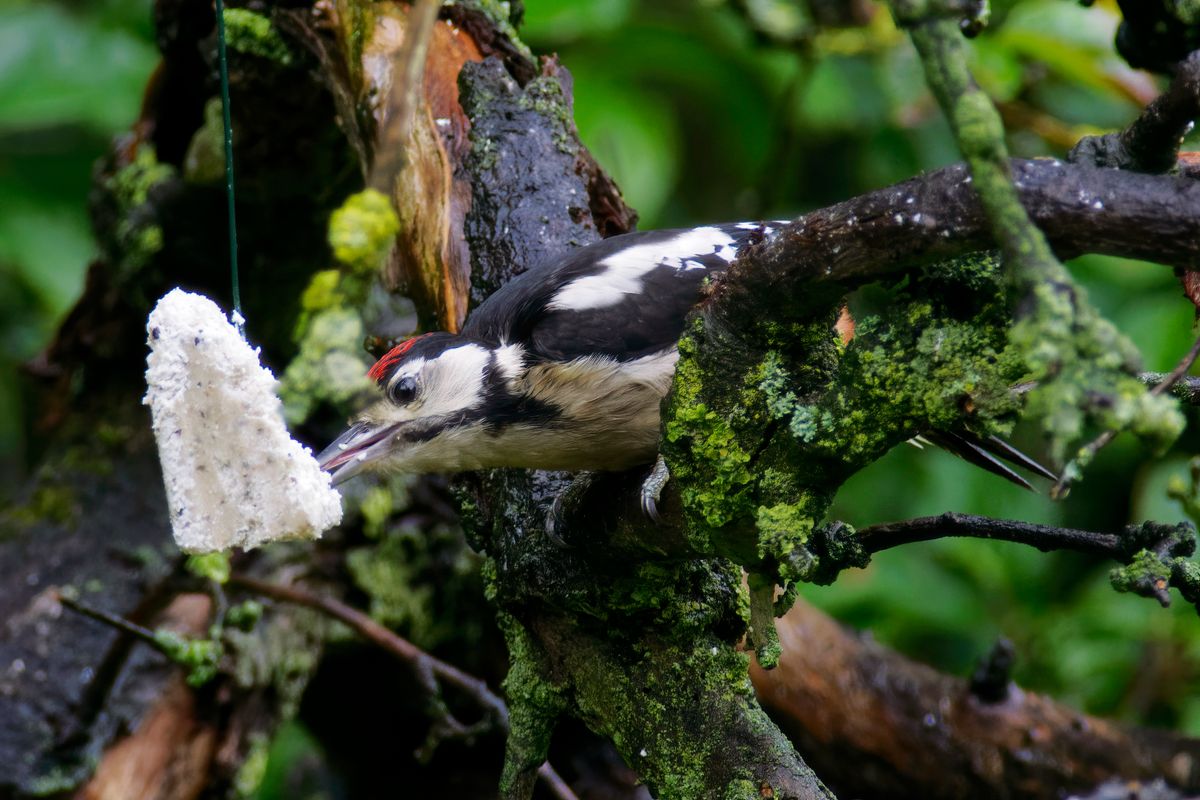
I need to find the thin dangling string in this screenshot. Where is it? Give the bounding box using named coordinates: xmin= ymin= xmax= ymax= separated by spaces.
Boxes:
xmin=214 ymin=0 xmax=243 ymax=335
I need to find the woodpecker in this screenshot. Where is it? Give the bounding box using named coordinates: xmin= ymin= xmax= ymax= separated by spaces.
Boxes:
xmin=317 ymin=222 xmax=1051 ymax=509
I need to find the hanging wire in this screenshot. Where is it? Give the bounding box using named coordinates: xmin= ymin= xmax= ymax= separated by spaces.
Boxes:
xmin=214 ymin=0 xmax=243 ymax=334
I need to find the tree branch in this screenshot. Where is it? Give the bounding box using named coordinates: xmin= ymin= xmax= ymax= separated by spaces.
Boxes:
xmin=1071 ymin=51 xmax=1200 ymax=173
xmin=753 ymin=598 xmax=1200 ymax=800
xmin=808 ymin=513 xmax=1200 ymax=612
xmin=853 ymin=513 xmax=1140 ymax=557
xmin=228 ymin=575 xmax=580 ymax=800
xmin=1143 ymin=372 xmax=1200 ymax=404
xmin=724 ymin=157 xmax=1200 ymax=314
xmin=367 ymin=0 xmax=443 ymax=192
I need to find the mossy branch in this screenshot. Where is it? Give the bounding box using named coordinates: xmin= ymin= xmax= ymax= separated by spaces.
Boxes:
xmin=887 ymin=0 xmax=1184 ymax=492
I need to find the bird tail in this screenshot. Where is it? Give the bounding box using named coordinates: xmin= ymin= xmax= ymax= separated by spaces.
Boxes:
xmin=919 ymin=430 xmax=1056 ymax=491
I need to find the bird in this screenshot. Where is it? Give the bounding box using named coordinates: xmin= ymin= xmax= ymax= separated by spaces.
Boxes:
xmin=316 ymin=222 xmax=1053 ymax=514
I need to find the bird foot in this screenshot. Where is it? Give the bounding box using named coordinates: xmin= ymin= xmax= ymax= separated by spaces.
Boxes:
xmin=640 ymin=455 xmax=670 ymax=523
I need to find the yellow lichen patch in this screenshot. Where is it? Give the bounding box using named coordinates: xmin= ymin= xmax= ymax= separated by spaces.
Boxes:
xmin=328 ymin=189 xmax=400 ymax=275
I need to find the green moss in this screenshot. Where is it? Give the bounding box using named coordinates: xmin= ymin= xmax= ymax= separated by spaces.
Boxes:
xmin=328 ymin=189 xmax=400 ymax=274
xmin=222 ymin=8 xmax=293 ymax=65
xmin=951 ymin=91 xmax=1005 ymax=161
xmin=346 ymin=479 xmax=481 ymax=649
xmin=1111 ymin=549 xmax=1171 ymax=595
xmin=593 ymin=558 xmax=748 ymax=635
xmin=108 ymin=143 xmax=173 ymax=212
xmin=764 ymin=261 xmax=1021 ymax=471
xmin=102 ymin=143 xmax=174 ymax=278
xmin=664 ymin=252 xmax=1032 ymax=595
xmin=896 ymin=7 xmax=1183 ymax=485
xmin=346 ymin=536 xmax=432 ymax=638
xmin=279 ymin=240 xmax=393 ymax=426
xmin=186 ymin=552 xmax=231 ymax=583
xmin=516 ymin=75 xmax=576 ymax=154
xmin=755 ymin=497 xmax=818 ymax=583
xmin=358 ymin=484 xmax=397 ymax=539
xmin=1011 ymin=279 xmax=1185 ymax=469
xmin=226 ymin=600 xmax=264 ymax=632
xmin=724 ymin=778 xmax=760 ymax=800
xmin=1106 ymin=520 xmax=1199 ymax=608
xmin=300 ymin=269 xmax=344 ymax=312
xmin=278 ymin=307 xmax=373 ymax=424
xmin=747 ymin=573 xmax=781 ymax=669
xmin=564 ymin=629 xmax=770 ymax=798
xmin=225 ymin=596 xmax=327 ymax=719
xmin=498 ymin=610 xmax=565 ymax=795
xmin=183 ymin=97 xmax=226 ymax=185
xmin=233 ymin=733 xmax=271 ymax=798
xmin=153 ymin=630 xmax=223 ymax=687
xmin=664 ymin=326 xmax=756 ymax=542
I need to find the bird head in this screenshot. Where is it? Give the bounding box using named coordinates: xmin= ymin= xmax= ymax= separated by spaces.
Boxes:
xmin=316 ymin=332 xmax=523 ymax=484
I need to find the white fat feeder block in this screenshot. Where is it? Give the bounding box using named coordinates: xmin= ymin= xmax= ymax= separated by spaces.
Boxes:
xmin=144 ymin=289 xmax=342 ymax=552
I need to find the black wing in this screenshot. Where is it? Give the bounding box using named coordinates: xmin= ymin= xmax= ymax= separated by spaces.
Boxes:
xmin=462 ymin=223 xmax=780 ymax=361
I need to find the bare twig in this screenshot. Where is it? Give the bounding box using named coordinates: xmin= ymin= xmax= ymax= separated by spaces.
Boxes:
xmin=229 ymin=574 xmax=506 ymax=726
xmin=57 ymin=593 xmax=159 ymax=644
xmin=228 ymin=575 xmax=579 ymax=800
xmin=1150 ymin=332 xmax=1200 ymax=399
xmin=851 ymin=512 xmax=1125 ymax=556
xmin=1142 ymin=372 xmax=1200 ymax=403
xmin=726 ymin=158 xmax=1200 ymax=319
xmin=537 ymin=763 xmax=581 ymax=800
xmin=368 ymin=0 xmax=442 ymax=193
xmin=810 ymin=513 xmax=1199 ymax=611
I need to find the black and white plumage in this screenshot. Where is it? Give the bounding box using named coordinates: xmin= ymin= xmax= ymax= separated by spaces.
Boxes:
xmin=318 ymin=223 xmax=772 ymax=483
xmin=317 ymin=222 xmax=1052 ymax=491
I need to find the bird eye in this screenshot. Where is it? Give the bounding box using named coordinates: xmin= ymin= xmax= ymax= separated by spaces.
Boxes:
xmin=391 ymin=376 xmax=418 ymax=404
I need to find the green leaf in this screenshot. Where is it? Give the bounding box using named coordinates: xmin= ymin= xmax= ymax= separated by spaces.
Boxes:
xmin=522 ymin=0 xmax=634 ymax=44
xmin=572 ymin=80 xmax=682 ymax=226
xmin=0 ymin=4 xmax=157 ymax=130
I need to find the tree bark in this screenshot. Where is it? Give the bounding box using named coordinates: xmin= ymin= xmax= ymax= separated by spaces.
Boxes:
xmin=754 ymin=599 xmax=1200 ymax=800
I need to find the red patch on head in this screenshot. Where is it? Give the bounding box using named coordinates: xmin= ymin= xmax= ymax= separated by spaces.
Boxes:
xmin=368 ymin=335 xmax=427 ymax=383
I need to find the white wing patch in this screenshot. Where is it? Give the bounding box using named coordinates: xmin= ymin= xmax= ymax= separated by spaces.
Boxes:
xmin=548 ymin=226 xmax=738 ymax=312
xmin=493 ymin=343 xmax=525 ymax=386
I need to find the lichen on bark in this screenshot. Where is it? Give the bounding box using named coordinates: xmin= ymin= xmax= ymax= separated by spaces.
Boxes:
xmin=662 ymin=251 xmax=1028 ymax=658
xmin=890 ymin=2 xmax=1184 ymax=485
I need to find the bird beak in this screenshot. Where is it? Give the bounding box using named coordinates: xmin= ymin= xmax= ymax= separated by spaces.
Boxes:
xmin=316 ymin=421 xmax=399 ymax=486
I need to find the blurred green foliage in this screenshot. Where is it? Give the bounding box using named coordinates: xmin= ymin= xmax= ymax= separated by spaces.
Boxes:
xmin=0 ymin=0 xmax=157 ymax=475
xmin=4 ymin=0 xmax=1200 ymax=744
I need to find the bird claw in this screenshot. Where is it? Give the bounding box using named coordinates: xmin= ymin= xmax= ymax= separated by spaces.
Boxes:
xmin=640 ymin=455 xmax=670 ymax=524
